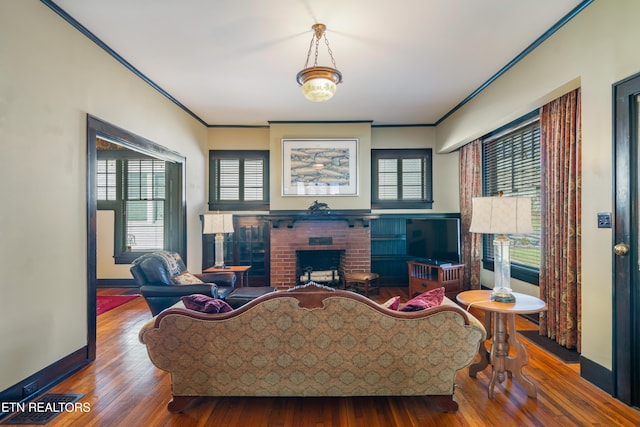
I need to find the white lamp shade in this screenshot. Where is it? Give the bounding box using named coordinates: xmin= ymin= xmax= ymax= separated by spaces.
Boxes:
xmin=469 ymin=197 xmax=533 ymax=235
xmin=202 ymin=213 xmax=234 ymax=234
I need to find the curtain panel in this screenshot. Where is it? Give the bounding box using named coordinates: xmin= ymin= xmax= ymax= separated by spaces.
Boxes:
xmin=459 ymin=139 xmax=482 ymax=290
xmin=539 ymin=88 xmax=582 ymax=351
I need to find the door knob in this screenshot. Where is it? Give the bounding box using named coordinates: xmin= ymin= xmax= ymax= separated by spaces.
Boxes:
xmin=614 ymin=243 xmax=630 ymax=256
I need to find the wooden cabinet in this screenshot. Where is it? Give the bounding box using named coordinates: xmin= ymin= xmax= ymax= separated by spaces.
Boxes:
xmin=202 ymin=215 xmax=270 ymax=287
xmin=234 ymin=216 xmax=269 ymax=286
xmin=407 ymin=261 xmax=464 ymax=299
xmin=370 ymin=217 xmax=408 ymax=285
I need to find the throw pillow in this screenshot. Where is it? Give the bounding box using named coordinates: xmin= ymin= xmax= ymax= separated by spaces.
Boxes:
xmin=399 ymin=287 xmax=445 ymax=312
xmin=380 ymin=296 xmax=400 ymax=310
xmin=172 ymin=271 xmax=204 ymax=285
xmin=181 ymin=294 xmax=233 ymax=313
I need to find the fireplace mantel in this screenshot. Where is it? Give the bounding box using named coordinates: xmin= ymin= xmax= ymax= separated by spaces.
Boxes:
xmin=265 ymin=210 xmax=375 ymax=228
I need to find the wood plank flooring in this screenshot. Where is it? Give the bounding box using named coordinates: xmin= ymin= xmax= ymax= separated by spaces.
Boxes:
xmin=14 ymin=287 xmax=640 ymax=426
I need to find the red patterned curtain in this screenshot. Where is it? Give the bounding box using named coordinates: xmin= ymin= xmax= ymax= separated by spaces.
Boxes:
xmin=459 ymin=139 xmax=482 ymax=290
xmin=539 ymin=88 xmax=582 ymax=351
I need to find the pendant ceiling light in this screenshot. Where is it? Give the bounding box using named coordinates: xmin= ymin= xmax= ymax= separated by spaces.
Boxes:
xmin=296 ymin=23 xmax=342 ymax=102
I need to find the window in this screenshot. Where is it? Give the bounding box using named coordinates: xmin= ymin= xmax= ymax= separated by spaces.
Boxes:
xmin=481 ymin=113 xmax=541 ymax=284
xmin=209 ymin=150 xmax=269 ymax=211
xmin=97 ymin=149 xmax=182 ymax=264
xmin=96 ymin=159 xmax=116 ymax=201
xmin=371 ymin=149 xmax=433 ymax=209
xmin=123 ymin=159 xmax=166 ymax=251
xmin=97 ymin=156 xmax=169 ymax=258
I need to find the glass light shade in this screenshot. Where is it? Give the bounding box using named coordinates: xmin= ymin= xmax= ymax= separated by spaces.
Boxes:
xmin=301 ymin=78 xmax=337 ymax=102
xmin=296 ymin=66 xmax=342 ymax=103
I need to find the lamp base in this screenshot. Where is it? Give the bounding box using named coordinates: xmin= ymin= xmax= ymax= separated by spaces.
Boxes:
xmin=490 ymin=291 xmax=516 ymax=303
xmin=213 ymin=233 xmax=227 ymax=270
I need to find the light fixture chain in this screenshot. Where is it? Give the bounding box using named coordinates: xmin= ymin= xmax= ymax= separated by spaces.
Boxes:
xmin=303 ymin=33 xmax=315 ymax=68
xmin=313 ymin=35 xmax=320 ymax=67
xmin=323 ymin=34 xmax=337 ymax=69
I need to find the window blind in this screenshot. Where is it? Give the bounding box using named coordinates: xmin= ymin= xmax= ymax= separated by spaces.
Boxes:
xmin=482 ymin=121 xmax=541 ymax=270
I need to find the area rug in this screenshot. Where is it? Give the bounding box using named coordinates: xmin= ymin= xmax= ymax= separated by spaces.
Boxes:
xmin=0 ymin=394 xmax=83 ymax=425
xmin=518 ymin=330 xmax=580 ymax=363
xmin=96 ymin=295 xmax=139 ymax=315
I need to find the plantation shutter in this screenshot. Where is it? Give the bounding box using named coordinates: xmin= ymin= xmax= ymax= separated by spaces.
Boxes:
xmin=209 ymin=150 xmax=269 ymax=210
xmin=243 ymin=158 xmax=264 ymax=201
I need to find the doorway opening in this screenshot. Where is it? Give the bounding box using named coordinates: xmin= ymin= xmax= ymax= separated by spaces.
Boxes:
xmin=86 ymin=115 xmax=186 ymax=359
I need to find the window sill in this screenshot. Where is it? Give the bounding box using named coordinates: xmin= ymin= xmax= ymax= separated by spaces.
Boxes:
xmin=371 ymin=201 xmax=433 ymax=209
xmin=115 ymin=251 xmax=151 ymax=264
xmin=481 ymin=259 xmax=540 ymax=285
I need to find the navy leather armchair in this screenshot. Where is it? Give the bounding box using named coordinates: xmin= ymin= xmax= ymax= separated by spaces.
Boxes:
xmin=130 ymin=251 xmax=236 ymax=315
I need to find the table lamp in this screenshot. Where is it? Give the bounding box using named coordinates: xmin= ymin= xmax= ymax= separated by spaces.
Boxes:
xmin=203 ymin=213 xmax=234 ymax=268
xmin=469 ymin=194 xmax=533 ymax=302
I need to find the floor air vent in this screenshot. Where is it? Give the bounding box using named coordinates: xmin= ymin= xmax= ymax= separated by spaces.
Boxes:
xmin=1 ymin=393 xmax=84 ymax=425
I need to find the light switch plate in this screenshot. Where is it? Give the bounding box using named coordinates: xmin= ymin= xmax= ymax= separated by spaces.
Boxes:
xmin=597 ymin=212 xmax=612 ymax=228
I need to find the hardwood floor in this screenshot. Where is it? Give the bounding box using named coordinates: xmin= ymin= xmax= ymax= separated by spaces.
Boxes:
xmin=13 ymin=288 xmax=640 ymax=426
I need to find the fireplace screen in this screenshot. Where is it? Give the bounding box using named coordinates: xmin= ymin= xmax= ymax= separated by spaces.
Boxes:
xmin=296 ymin=249 xmax=344 ymax=287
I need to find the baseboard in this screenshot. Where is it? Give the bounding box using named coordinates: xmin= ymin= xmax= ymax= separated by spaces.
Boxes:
xmin=520 ymin=312 xmax=540 ymax=324
xmin=0 ymin=347 xmax=91 ymax=419
xmin=580 ymin=356 xmax=614 ymax=395
xmin=97 ymin=278 xmax=136 ymax=288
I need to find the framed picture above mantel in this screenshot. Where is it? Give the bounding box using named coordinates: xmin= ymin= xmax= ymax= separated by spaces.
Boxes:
xmin=282 ymin=138 xmax=358 ymax=196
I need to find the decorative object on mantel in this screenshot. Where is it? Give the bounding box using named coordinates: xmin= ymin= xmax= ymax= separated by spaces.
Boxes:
xmin=469 ymin=192 xmax=533 ymax=302
xmin=203 ymin=212 xmax=234 ymax=268
xmin=296 ymin=23 xmax=342 ymax=102
xmin=308 ymin=200 xmax=330 ymax=212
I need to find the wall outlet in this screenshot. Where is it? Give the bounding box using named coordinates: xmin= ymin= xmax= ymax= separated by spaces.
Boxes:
xmin=22 ymin=380 xmax=37 ymax=396
xmin=597 ymin=212 xmax=612 ymax=228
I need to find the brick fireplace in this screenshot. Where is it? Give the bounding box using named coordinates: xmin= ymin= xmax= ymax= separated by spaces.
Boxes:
xmin=269 ymin=218 xmax=371 ymax=289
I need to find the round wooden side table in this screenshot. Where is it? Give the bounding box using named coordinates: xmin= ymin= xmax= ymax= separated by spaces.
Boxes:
xmin=456 ymin=289 xmax=547 ymax=399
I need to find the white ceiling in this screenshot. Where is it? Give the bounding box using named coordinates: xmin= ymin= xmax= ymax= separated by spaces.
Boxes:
xmin=50 ymin=0 xmax=588 ymax=127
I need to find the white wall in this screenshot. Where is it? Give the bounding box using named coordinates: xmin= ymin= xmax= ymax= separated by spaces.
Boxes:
xmin=0 ymin=1 xmax=208 ymax=391
xmin=372 ymin=127 xmax=459 ymax=214
xmin=206 ymin=125 xmax=460 ymax=214
xmin=436 ymin=0 xmax=640 ymax=370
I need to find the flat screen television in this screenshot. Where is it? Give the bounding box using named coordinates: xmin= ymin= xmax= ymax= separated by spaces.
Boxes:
xmin=406 ymin=218 xmax=461 ymax=265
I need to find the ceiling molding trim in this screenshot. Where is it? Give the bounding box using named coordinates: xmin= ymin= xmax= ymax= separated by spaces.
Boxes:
xmin=207 ymin=124 xmax=270 ymax=129
xmin=41 ymin=0 xmax=208 ymax=127
xmin=371 ymin=123 xmax=436 ymax=128
xmin=435 ymin=0 xmax=594 ymax=126
xmin=267 ymin=120 xmax=374 ymax=125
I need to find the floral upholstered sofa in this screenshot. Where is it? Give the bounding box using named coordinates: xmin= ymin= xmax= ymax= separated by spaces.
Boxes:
xmin=139 ymin=283 xmax=486 ymax=413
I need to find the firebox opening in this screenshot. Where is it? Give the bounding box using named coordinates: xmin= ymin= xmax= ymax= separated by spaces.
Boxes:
xmin=296 ymin=249 xmax=345 ymax=287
